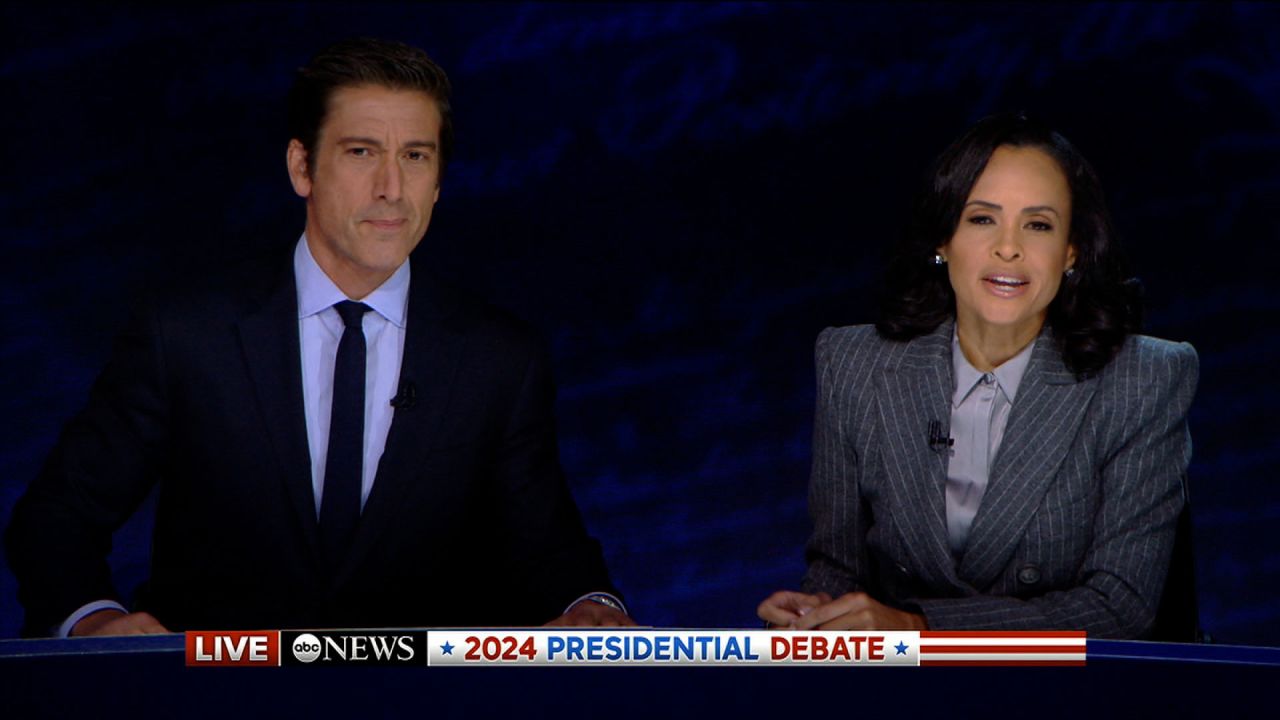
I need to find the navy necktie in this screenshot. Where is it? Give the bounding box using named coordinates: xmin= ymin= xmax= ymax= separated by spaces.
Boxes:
xmin=319 ymin=300 xmax=371 ymax=569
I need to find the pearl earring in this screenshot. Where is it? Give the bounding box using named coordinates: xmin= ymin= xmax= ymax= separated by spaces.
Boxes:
xmin=934 ymin=254 xmax=945 ymax=266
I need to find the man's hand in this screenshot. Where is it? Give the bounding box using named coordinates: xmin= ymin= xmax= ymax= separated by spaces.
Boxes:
xmin=790 ymin=591 xmax=927 ymax=631
xmin=757 ymin=590 xmax=831 ymax=628
xmin=70 ymin=609 xmax=170 ymax=637
xmin=544 ymin=600 xmax=636 ymax=627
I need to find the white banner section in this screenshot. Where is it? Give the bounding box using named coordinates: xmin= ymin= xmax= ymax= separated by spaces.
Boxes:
xmin=427 ymin=630 xmax=921 ymax=667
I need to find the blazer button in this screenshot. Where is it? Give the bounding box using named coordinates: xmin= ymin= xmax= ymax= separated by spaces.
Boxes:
xmin=1017 ymin=565 xmax=1041 ymax=586
xmin=895 ymin=562 xmax=910 ymax=576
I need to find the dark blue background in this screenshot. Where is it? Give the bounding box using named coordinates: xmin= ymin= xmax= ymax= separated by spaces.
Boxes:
xmin=3 ymin=2 xmax=1277 ymax=643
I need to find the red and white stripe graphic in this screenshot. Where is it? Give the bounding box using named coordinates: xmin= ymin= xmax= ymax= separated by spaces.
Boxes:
xmin=917 ymin=631 xmax=1086 ymax=666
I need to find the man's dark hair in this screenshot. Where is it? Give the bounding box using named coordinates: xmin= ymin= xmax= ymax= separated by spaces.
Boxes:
xmin=286 ymin=37 xmax=454 ymax=178
xmin=876 ymin=112 xmax=1143 ymax=378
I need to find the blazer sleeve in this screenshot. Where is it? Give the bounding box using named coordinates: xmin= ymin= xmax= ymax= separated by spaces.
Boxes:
xmin=912 ymin=340 xmax=1199 ymax=637
xmin=5 ymin=299 xmax=170 ymax=636
xmin=486 ymin=337 xmax=618 ymax=622
xmin=801 ymin=327 xmax=868 ymax=597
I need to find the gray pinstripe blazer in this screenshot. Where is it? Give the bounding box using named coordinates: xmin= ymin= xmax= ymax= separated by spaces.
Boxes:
xmin=801 ymin=320 xmax=1198 ymax=638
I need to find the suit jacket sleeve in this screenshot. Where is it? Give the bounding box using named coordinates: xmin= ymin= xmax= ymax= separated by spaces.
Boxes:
xmin=5 ymin=298 xmax=170 ymax=635
xmin=486 ymin=336 xmax=617 ymax=622
xmin=801 ymin=327 xmax=868 ymax=596
xmin=913 ymin=341 xmax=1199 ymax=636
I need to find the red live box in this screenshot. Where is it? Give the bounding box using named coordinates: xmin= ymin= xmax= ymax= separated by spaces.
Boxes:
xmin=185 ymin=631 xmax=280 ymax=667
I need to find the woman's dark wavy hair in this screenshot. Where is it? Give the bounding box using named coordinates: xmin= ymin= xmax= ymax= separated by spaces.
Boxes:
xmin=876 ymin=113 xmax=1143 ymax=379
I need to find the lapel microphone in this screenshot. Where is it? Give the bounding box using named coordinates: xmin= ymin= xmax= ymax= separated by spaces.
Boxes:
xmin=927 ymin=420 xmax=954 ymax=452
xmin=390 ymin=379 xmax=416 ymax=410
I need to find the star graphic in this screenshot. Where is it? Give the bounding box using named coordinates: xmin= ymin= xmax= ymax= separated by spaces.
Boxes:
xmin=894 ymin=641 xmax=909 ymax=655
xmin=441 ymin=641 xmax=455 ymax=655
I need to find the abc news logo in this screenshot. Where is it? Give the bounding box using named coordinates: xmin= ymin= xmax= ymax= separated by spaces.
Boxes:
xmin=185 ymin=630 xmax=426 ymax=667
xmin=282 ymin=631 xmax=425 ymax=666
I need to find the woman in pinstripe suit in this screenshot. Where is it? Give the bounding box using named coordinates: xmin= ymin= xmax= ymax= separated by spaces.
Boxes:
xmin=758 ymin=114 xmax=1197 ymax=637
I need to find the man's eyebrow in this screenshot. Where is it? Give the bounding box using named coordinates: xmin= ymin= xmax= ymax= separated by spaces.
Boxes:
xmin=335 ymin=137 xmax=437 ymax=151
xmin=336 ymin=136 xmax=385 ymax=147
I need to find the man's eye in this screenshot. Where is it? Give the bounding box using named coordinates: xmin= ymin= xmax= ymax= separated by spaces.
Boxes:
xmin=407 ymin=151 xmax=430 ymax=161
xmin=349 ymin=147 xmax=371 ymax=157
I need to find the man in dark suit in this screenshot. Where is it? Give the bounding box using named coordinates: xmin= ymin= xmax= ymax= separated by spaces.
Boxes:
xmin=6 ymin=38 xmax=631 ymax=636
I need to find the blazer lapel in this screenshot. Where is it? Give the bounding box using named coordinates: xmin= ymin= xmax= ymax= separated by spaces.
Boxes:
xmin=236 ymin=256 xmax=321 ymax=568
xmin=333 ymin=265 xmax=467 ymax=586
xmin=958 ymin=329 xmax=1098 ymax=588
xmin=875 ymin=321 xmax=965 ymax=591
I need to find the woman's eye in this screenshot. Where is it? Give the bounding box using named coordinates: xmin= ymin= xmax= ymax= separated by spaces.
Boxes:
xmin=1027 ymin=220 xmax=1053 ymax=232
xmin=968 ymin=215 xmax=994 ymax=225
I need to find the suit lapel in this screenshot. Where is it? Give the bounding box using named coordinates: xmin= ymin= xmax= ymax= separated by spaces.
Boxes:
xmin=236 ymin=256 xmax=321 ymax=568
xmin=875 ymin=321 xmax=965 ymax=591
xmin=333 ymin=264 xmax=467 ymax=586
xmin=958 ymin=329 xmax=1097 ymax=588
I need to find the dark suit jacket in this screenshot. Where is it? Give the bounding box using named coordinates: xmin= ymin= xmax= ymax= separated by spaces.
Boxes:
xmin=6 ymin=247 xmax=615 ymax=634
xmin=801 ymin=320 xmax=1198 ymax=638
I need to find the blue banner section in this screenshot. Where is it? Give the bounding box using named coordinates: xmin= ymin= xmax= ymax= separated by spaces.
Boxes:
xmin=2 ymin=3 xmax=1277 ymax=643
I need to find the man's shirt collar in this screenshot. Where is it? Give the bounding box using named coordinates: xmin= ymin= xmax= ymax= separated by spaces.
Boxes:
xmin=294 ymin=234 xmax=409 ymax=328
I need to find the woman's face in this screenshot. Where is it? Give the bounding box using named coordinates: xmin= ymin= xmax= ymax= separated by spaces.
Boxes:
xmin=938 ymin=145 xmax=1076 ymax=341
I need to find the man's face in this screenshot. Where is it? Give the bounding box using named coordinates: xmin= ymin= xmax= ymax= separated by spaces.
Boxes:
xmin=287 ymin=84 xmax=442 ymax=297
